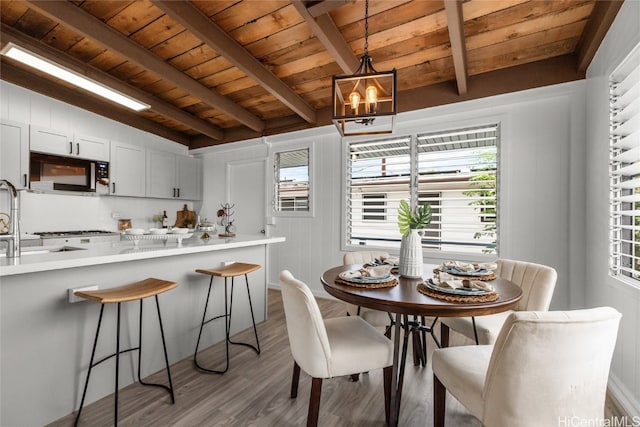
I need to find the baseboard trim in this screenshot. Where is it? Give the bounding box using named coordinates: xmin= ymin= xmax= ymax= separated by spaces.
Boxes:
xmin=608 ymin=373 xmax=640 ymax=418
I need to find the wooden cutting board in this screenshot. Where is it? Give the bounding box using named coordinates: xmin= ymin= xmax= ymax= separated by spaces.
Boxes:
xmin=174 ymin=204 xmax=196 ymax=228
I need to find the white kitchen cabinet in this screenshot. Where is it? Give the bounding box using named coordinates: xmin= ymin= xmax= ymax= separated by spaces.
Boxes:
xmin=146 ymin=150 xmax=201 ymax=200
xmin=110 ymin=141 xmax=145 ymax=197
xmin=30 ymin=125 xmax=109 ymax=161
xmin=0 ymin=119 xmax=29 ymax=189
xmin=176 ymin=155 xmax=201 ymax=200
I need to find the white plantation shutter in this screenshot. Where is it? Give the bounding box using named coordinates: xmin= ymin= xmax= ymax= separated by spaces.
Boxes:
xmin=347 ymin=136 xmax=411 ymax=249
xmin=345 ymin=124 xmax=499 ymax=255
xmin=417 ymin=125 xmax=498 ymax=254
xmin=610 ymin=46 xmax=640 ymax=282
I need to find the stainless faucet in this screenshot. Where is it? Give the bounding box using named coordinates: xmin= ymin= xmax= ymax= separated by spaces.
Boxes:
xmin=0 ymin=179 xmax=20 ymax=258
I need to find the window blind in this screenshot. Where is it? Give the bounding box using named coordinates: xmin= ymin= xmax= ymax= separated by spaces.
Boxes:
xmin=347 ymin=136 xmax=411 ymax=249
xmin=346 ymin=124 xmax=499 ymax=255
xmin=417 ymin=125 xmax=498 ymax=254
xmin=610 ymin=47 xmax=640 ymax=282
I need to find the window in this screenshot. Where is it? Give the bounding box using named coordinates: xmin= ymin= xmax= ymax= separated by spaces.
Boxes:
xmin=609 ymin=46 xmax=640 ymax=284
xmin=345 ymin=125 xmax=499 ymax=255
xmin=274 ymin=148 xmax=310 ymax=213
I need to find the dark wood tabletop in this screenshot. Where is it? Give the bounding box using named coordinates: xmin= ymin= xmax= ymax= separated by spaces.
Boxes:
xmin=321 ymin=263 xmax=522 ymax=318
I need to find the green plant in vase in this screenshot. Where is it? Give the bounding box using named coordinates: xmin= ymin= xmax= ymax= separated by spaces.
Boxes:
xmin=397 ymin=200 xmax=432 ymax=236
xmin=397 ymin=200 xmax=431 ymax=278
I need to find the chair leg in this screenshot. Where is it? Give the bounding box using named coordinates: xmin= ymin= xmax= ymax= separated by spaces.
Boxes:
xmin=114 ymin=303 xmax=121 ymax=427
xmin=291 ymin=362 xmax=301 ymax=398
xmin=74 ymin=304 xmax=105 ymax=427
xmin=227 ymin=275 xmax=261 ymax=354
xmin=383 ymin=366 xmax=392 ymax=425
xmin=434 ymin=374 xmax=446 ymax=427
xmin=193 ymin=277 xmax=230 ymax=374
xmin=471 ymin=317 xmax=480 ymax=345
xmin=307 ymin=378 xmax=323 ymax=427
xmin=440 ymin=322 xmax=450 ymax=348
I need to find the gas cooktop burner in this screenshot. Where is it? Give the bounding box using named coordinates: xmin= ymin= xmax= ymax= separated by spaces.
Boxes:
xmin=34 ymin=230 xmax=120 ymax=238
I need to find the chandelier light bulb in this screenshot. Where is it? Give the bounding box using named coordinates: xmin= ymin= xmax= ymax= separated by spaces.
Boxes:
xmin=365 ymin=84 xmax=378 ymax=114
xmin=349 ymin=91 xmax=361 ymax=115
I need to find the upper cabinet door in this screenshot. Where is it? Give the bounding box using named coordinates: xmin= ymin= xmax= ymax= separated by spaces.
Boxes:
xmin=176 ymin=155 xmax=201 ymax=200
xmin=29 ymin=125 xmax=73 ymax=157
xmin=146 ymin=150 xmax=176 ymax=199
xmin=0 ymin=119 xmax=29 ymax=189
xmin=30 ymin=126 xmax=109 ymax=161
xmin=110 ymin=141 xmax=145 ymax=197
xmin=74 ymin=134 xmax=109 ymax=162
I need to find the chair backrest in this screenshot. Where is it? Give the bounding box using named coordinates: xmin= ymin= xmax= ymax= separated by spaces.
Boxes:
xmin=343 ymin=250 xmax=390 ymax=265
xmin=279 ymin=270 xmax=332 ymax=378
xmin=495 ymin=259 xmax=557 ymax=311
xmin=482 ymin=307 xmax=621 ymax=427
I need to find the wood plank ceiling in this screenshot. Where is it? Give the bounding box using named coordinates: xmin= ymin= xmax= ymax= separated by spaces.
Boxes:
xmin=0 ymin=0 xmax=623 ymax=148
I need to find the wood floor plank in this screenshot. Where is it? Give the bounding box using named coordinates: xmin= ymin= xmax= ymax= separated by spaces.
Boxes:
xmin=48 ymin=289 xmax=626 ymax=427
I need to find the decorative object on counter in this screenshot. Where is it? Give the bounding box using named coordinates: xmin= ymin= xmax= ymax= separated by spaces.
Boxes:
xmin=73 ymin=278 xmax=177 ymax=426
xmin=397 ymin=200 xmax=431 ymax=278
xmin=117 ymin=218 xmax=132 ymax=231
xmin=124 ymin=228 xmax=145 ymax=235
xmin=121 ymin=231 xmax=193 ymax=247
xmin=149 ymin=228 xmax=168 ymax=235
xmin=175 ymin=204 xmax=196 ymax=228
xmin=162 ymin=210 xmax=169 ymax=228
xmin=218 ymin=203 xmax=236 ymax=238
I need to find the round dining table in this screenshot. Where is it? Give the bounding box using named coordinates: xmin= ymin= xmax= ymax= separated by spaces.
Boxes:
xmin=321 ymin=263 xmax=523 ymax=427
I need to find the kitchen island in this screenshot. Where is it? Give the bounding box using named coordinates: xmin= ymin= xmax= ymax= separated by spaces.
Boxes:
xmin=0 ymin=234 xmax=284 ymax=426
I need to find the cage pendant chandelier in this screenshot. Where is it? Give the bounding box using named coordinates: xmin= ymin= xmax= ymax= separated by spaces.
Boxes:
xmin=332 ymin=0 xmax=397 ymax=137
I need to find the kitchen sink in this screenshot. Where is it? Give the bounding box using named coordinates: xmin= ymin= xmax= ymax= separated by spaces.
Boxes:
xmin=49 ymin=246 xmax=87 ymax=252
xmin=0 ymin=246 xmax=87 ymax=257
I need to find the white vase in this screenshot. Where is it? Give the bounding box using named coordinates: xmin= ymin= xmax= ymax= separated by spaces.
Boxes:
xmin=399 ymin=229 xmax=423 ymax=278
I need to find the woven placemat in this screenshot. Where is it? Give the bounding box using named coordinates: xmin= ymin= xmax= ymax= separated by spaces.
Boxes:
xmin=417 ymin=283 xmax=499 ymax=303
xmin=433 ymin=268 xmax=496 ymax=281
xmin=336 ymin=277 xmax=398 ymax=289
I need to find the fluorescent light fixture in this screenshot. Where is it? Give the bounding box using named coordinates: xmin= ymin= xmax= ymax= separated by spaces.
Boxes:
xmin=0 ymin=42 xmax=150 ymax=112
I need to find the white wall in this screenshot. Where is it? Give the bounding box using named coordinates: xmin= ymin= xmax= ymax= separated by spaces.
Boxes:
xmin=197 ymin=81 xmax=588 ymax=318
xmin=0 ymin=81 xmax=201 ymax=232
xmin=585 ymin=0 xmax=640 ymax=416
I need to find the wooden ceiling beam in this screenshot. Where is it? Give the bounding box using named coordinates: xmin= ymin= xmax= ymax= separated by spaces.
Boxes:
xmin=307 ymin=0 xmax=352 ymax=18
xmin=153 ymin=0 xmax=316 ymax=124
xmin=0 ymin=26 xmax=224 ymax=141
xmin=291 ymin=0 xmax=359 ymax=74
xmin=444 ymin=0 xmax=468 ymax=95
xmin=25 ymin=0 xmax=265 ymax=133
xmin=0 ymin=61 xmax=190 ymax=145
xmin=576 ymin=0 xmax=623 ymax=72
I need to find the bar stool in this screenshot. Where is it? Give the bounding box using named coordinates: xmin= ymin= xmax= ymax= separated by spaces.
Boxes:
xmin=194 ymin=262 xmax=261 ymax=374
xmin=73 ymin=278 xmax=177 ymax=427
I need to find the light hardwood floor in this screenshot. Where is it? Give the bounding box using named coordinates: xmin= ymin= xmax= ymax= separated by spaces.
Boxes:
xmin=49 ymin=289 xmax=626 ymax=426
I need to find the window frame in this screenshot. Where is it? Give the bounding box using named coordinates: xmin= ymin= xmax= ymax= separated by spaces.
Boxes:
xmin=270 ymin=141 xmax=315 ymax=218
xmin=608 ymin=44 xmax=640 ymax=288
xmin=341 ymin=123 xmax=501 ymax=258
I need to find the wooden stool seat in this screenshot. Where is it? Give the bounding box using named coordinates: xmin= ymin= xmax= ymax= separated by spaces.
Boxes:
xmin=73 ymin=277 xmax=177 ymax=426
xmin=74 ymin=278 xmax=177 ymax=304
xmin=193 ymin=262 xmax=261 ymax=374
xmin=196 ymin=262 xmax=261 ymax=278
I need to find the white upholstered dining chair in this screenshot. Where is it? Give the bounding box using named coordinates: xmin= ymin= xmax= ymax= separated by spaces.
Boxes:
xmin=279 ymin=270 xmax=394 ymax=426
xmin=343 ymin=251 xmax=393 ymax=329
xmin=440 ymin=258 xmax=557 ymax=345
xmin=432 ymin=307 xmax=621 ymax=427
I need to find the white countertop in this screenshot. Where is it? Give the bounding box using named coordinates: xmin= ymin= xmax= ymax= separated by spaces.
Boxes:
xmin=0 ymin=234 xmax=285 ymax=277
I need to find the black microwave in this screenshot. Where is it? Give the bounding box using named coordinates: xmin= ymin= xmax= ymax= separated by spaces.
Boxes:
xmin=29 ymin=152 xmax=109 ymax=193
